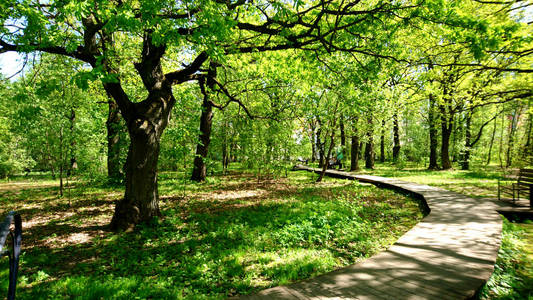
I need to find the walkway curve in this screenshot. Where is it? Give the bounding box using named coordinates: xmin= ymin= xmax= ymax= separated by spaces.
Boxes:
xmin=237 ymin=166 xmax=502 ymax=300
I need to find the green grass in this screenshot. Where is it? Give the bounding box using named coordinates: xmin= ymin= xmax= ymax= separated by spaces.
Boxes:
xmin=0 ymin=170 xmax=423 ymax=299
xmin=478 ymin=219 xmax=533 ymax=300
xmin=354 ymin=162 xmax=510 ymax=199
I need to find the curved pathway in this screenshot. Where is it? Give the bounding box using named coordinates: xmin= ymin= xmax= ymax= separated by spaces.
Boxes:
xmin=237 ymin=166 xmax=502 ymax=300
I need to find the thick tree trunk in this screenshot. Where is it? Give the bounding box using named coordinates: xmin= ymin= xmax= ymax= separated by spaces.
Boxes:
xmin=191 ymin=92 xmax=214 ymax=181
xmin=111 ymin=120 xmax=162 ymax=231
xmin=350 ymin=118 xmax=360 ymax=171
xmin=107 ymin=100 xmax=123 ymax=181
xmin=380 ymin=119 xmax=385 ymax=163
xmin=440 ymin=102 xmax=453 ymax=170
xmin=109 ymin=83 xmax=175 ymax=231
xmin=392 ymin=113 xmax=400 ymax=162
xmin=441 ymin=122 xmax=453 ymax=169
xmin=365 ymin=115 xmax=374 ymax=169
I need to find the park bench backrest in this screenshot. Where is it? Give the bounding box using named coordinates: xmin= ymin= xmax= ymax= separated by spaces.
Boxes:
xmin=0 ymin=212 xmax=22 ymax=300
xmin=518 ymin=168 xmax=533 ymax=187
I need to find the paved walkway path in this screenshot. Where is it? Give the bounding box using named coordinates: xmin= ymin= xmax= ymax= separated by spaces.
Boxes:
xmin=237 ymin=166 xmax=502 ymax=300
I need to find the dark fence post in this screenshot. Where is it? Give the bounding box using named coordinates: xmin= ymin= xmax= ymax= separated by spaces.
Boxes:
xmin=1 ymin=212 xmax=22 ymax=300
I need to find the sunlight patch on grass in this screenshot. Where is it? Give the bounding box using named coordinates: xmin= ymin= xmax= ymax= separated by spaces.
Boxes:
xmin=0 ymin=170 xmax=423 ymax=299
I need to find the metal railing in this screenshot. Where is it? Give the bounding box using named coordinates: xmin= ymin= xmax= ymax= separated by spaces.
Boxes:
xmin=0 ymin=212 xmax=22 ymax=300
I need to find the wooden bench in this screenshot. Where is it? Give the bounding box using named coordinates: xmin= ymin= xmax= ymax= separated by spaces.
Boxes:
xmin=498 ymin=168 xmax=533 ymax=206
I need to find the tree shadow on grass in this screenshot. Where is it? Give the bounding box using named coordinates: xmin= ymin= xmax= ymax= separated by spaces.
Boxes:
xmin=5 ymin=182 xmax=422 ymax=299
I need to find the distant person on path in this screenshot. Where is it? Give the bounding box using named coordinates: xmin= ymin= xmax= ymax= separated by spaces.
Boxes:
xmin=336 ymin=147 xmax=344 ymax=170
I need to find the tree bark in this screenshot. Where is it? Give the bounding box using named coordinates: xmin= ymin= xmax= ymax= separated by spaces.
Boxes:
xmin=107 ymin=100 xmax=123 ymax=181
xmin=392 ymin=113 xmax=400 ymax=162
xmin=109 ymin=87 xmax=174 ymax=230
xmin=316 ymin=118 xmax=325 ymax=168
xmin=506 ymin=107 xmax=522 ymax=167
xmin=428 ymin=95 xmax=439 ymax=170
xmin=486 ymin=118 xmax=497 ymax=165
xmin=317 ymin=130 xmax=335 ymax=182
xmin=310 ymin=121 xmax=317 ymax=163
xmin=439 ymin=101 xmax=453 ymax=170
xmin=340 ymin=116 xmax=346 ymax=148
xmin=59 ymin=126 xmax=64 ymax=197
xmin=67 ymin=108 xmax=77 ymax=176
xmin=365 ymin=115 xmax=374 ymax=169
xmin=461 ymin=111 xmax=472 ymax=170
xmin=380 ymin=119 xmax=385 ymax=163
xmin=108 ymin=32 xmax=188 ymax=231
xmin=441 ymin=121 xmax=453 ymax=170
xmin=525 ymin=113 xmax=532 ymax=160
xmin=350 ymin=117 xmax=360 ymax=171
xmin=498 ymin=114 xmax=505 ymax=168
xmin=222 ymin=121 xmax=229 ymax=174
xmin=191 ymin=81 xmax=214 ymax=181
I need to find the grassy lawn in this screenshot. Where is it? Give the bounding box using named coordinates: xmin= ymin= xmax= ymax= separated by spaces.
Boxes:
xmin=348 ymin=162 xmax=510 ymax=199
xmin=0 ymin=170 xmax=423 ymax=299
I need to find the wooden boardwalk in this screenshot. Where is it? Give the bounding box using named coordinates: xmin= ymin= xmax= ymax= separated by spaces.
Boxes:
xmin=237 ymin=166 xmax=502 ymax=300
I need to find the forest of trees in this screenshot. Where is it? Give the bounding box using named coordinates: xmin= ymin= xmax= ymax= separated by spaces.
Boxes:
xmin=0 ymin=0 xmax=531 ymax=231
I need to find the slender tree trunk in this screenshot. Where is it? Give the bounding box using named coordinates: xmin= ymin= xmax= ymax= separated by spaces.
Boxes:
xmin=365 ymin=115 xmax=374 ymax=169
xmin=339 ymin=116 xmax=346 ymax=169
xmin=461 ymin=112 xmax=472 ymax=170
xmin=107 ymin=100 xmax=123 ymax=181
xmin=191 ymin=91 xmax=214 ymax=181
xmin=317 ymin=130 xmax=335 ymax=182
xmin=380 ymin=119 xmax=385 ymax=163
xmin=506 ymin=108 xmax=522 ymax=167
xmin=310 ymin=122 xmax=317 ymax=163
xmin=525 ymin=113 xmax=532 ymax=160
xmin=392 ymin=113 xmax=400 ymax=162
xmin=486 ymin=118 xmax=497 ymax=165
xmin=350 ymin=117 xmax=360 ymax=171
xmin=67 ymin=108 xmax=77 ymax=176
xmin=498 ymin=113 xmax=505 ymax=168
xmin=340 ymin=116 xmax=346 ymax=148
xmin=317 ymin=119 xmax=325 ymax=168
xmin=222 ymin=121 xmax=229 ymax=174
xmin=428 ymin=95 xmax=439 ymax=170
xmin=59 ymin=126 xmax=64 ymax=197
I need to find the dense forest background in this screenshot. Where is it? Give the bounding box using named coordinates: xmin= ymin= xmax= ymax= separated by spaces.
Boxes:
xmin=0 ymin=0 xmax=531 ymax=230
xmin=1 ymin=50 xmax=530 ymax=182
